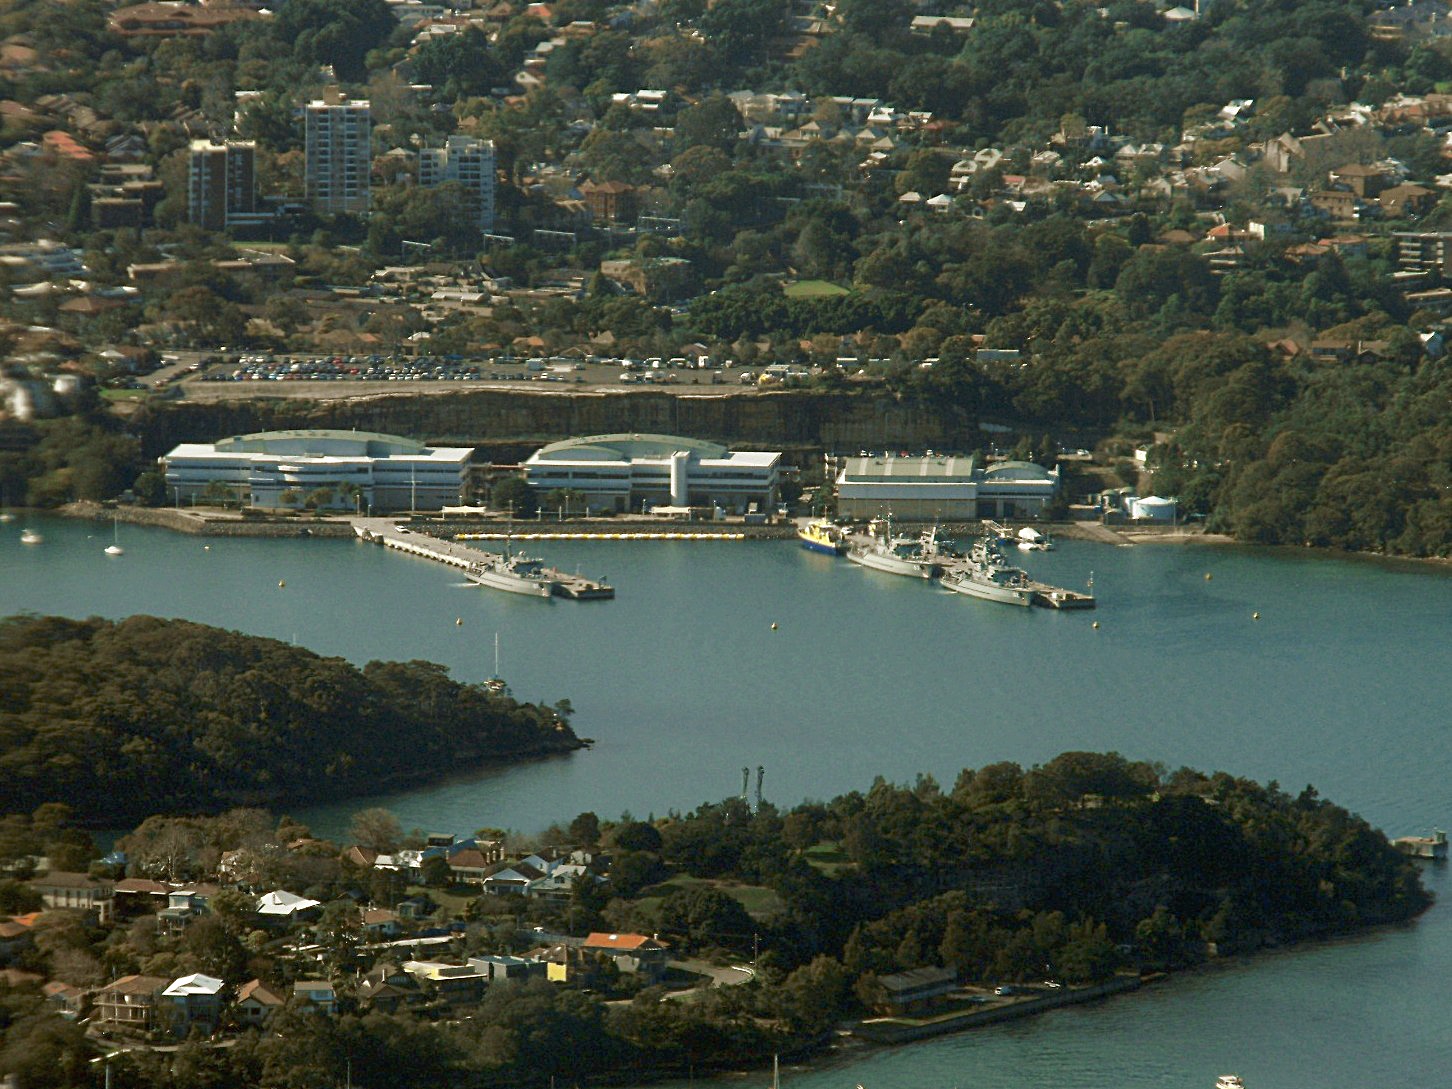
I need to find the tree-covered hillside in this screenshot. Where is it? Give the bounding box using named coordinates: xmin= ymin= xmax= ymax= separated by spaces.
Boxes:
xmin=0 ymin=615 xmax=583 ymax=824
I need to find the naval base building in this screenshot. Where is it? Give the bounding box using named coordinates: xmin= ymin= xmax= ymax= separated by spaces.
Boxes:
xmin=522 ymin=433 xmax=781 ymax=514
xmin=160 ymin=430 xmax=472 ymax=512
xmin=833 ymin=453 xmax=1059 ymax=520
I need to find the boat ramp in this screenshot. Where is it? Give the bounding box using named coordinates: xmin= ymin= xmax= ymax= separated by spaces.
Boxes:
xmin=350 ymin=518 xmax=613 ymax=600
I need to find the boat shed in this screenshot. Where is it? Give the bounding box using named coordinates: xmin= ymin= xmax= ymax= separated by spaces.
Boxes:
xmin=834 ymin=454 xmax=1059 ymax=520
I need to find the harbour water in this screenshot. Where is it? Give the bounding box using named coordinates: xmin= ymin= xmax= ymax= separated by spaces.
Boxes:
xmin=4 ymin=514 xmax=1451 ymax=1087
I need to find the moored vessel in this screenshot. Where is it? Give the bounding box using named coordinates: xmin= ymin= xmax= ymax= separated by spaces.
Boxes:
xmin=465 ymin=551 xmax=556 ymax=598
xmin=19 ymin=527 xmax=42 ymax=545
xmin=941 ymin=537 xmax=1035 ymax=606
xmin=846 ymin=518 xmax=943 ymax=578
xmin=798 ymin=518 xmax=847 ymax=555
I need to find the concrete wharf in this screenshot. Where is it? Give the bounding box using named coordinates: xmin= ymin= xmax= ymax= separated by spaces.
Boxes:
xmin=350 ymin=518 xmax=614 ymax=600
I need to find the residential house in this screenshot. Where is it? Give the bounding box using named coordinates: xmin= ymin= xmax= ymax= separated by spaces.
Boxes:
xmin=0 ymin=917 xmax=34 ymax=960
xmin=112 ymin=877 xmax=169 ymax=917
xmin=1309 ymin=189 xmax=1359 ymax=221
xmin=292 ymin=980 xmax=337 ymax=1014
xmin=1329 ymin=162 xmax=1391 ymax=198
xmin=403 ymin=960 xmax=487 ymax=1004
xmin=358 ymin=962 xmax=421 ymax=1012
xmin=581 ymin=932 xmax=670 ymax=981
xmin=29 ymin=872 xmax=114 ymax=922
xmin=94 ymin=974 xmax=169 ymax=1032
xmin=578 ymin=179 xmax=638 ymax=224
xmin=161 ymin=973 xmax=225 ymax=1037
xmin=158 ymin=885 xmax=216 ymax=935
xmin=255 ymin=890 xmax=321 ymax=926
xmin=42 ymin=980 xmax=85 ymax=1018
xmin=467 ymin=954 xmax=542 ymax=984
xmin=360 ymin=908 xmax=401 ymax=939
xmin=1379 ymin=183 xmax=1437 ymax=218
xmin=480 ymin=861 xmax=545 ymax=896
xmin=235 ymin=979 xmax=285 ymax=1027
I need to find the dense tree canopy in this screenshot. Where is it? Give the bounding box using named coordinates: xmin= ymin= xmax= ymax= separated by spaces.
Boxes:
xmin=0 ymin=615 xmax=583 ymax=824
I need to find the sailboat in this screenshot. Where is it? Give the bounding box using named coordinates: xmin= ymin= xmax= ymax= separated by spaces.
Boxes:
xmin=20 ymin=526 xmax=42 ymax=544
xmin=485 ymin=632 xmax=506 ymax=693
xmin=104 ymin=515 xmax=124 ymax=556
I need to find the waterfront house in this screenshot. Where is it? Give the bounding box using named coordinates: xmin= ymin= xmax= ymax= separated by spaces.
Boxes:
xmin=94 ymin=974 xmax=169 ymax=1032
xmin=158 ymin=885 xmax=217 ymax=935
xmin=235 ymin=979 xmax=285 ymax=1027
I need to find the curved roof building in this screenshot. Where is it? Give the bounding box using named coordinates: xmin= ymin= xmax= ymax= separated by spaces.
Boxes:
xmin=523 ymin=432 xmax=781 ymax=514
xmin=834 ymin=453 xmax=1058 ymax=520
xmin=161 ymin=429 xmax=472 ymax=512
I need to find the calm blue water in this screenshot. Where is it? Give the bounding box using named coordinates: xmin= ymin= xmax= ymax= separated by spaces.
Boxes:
xmin=3 ymin=514 xmax=1451 ymax=1087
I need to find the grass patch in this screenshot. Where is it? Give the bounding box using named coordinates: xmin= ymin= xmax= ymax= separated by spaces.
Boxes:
xmin=100 ymin=388 xmax=153 ymax=402
xmin=803 ymin=841 xmax=853 ymax=876
xmin=639 ymin=874 xmax=785 ymax=919
xmin=783 ymin=279 xmax=849 ymax=299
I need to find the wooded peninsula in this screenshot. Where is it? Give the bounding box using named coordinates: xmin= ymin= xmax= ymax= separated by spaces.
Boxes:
xmin=0 ymin=614 xmax=584 ymax=826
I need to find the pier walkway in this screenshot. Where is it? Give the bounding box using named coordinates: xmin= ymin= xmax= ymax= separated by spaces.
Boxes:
xmin=349 ymin=518 xmax=613 ymax=600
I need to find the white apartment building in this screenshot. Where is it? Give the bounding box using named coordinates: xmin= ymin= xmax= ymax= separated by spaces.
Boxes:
xmin=418 ymin=135 xmax=496 ymax=230
xmin=305 ymin=98 xmax=371 ymax=216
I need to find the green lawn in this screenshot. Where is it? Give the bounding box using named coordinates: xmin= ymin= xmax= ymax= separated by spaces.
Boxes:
xmin=803 ymin=841 xmax=853 ymax=876
xmin=100 ymin=388 xmax=153 ymax=402
xmin=783 ymin=279 xmax=849 ymax=299
xmin=639 ymin=874 xmax=785 ymax=919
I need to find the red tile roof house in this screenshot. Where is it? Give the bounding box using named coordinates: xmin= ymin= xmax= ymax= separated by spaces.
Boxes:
xmin=94 ymin=974 xmax=169 ymax=1033
xmin=581 ymin=932 xmax=670 ymax=982
xmin=235 ymin=979 xmax=285 ymax=1027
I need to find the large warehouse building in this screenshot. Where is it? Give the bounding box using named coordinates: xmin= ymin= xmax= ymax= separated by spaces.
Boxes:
xmin=160 ymin=430 xmax=472 ymax=512
xmin=834 ymin=454 xmax=1059 ymax=520
xmin=521 ymin=433 xmax=781 ymax=514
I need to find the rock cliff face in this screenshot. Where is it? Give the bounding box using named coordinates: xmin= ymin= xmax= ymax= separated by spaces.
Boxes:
xmin=133 ymin=389 xmax=975 ymax=459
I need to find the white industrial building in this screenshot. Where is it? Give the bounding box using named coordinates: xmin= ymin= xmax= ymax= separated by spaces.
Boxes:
xmin=160 ymin=430 xmax=472 ymax=512
xmin=834 ymin=454 xmax=1059 ymax=520
xmin=521 ymin=433 xmax=781 ymax=514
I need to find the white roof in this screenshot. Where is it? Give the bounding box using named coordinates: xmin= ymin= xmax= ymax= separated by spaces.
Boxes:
xmin=164 ymin=973 xmax=225 ymax=997
xmin=257 ymin=890 xmax=321 ymax=915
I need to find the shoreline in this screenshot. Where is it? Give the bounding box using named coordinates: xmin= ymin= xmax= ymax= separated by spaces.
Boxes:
xmin=45 ymin=502 xmax=1451 ymax=571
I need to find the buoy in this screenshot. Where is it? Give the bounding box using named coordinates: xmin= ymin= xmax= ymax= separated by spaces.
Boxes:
xmin=456 ymin=617 xmax=463 ymax=626
xmin=770 ymin=622 xmax=779 ymax=631
xmin=278 ymin=579 xmax=285 ymax=588
xmin=1204 ymin=573 xmax=1212 ymax=581
xmin=1252 ymin=611 xmax=1260 ymax=620
xmin=1092 ymin=621 xmax=1100 ymax=630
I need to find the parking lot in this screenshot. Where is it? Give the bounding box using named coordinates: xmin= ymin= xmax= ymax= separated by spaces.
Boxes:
xmin=173 ymin=353 xmax=750 ymax=399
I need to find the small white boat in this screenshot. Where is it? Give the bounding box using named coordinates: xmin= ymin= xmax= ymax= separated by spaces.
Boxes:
xmin=1215 ymin=1077 xmax=1246 ymax=1089
xmin=104 ymin=515 xmax=124 ymax=556
xmin=1016 ymin=526 xmax=1053 ymax=551
xmin=20 ymin=528 xmax=42 ymax=545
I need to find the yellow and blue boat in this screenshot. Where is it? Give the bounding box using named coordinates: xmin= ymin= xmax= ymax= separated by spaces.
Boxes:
xmin=798 ymin=518 xmax=847 ymax=555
